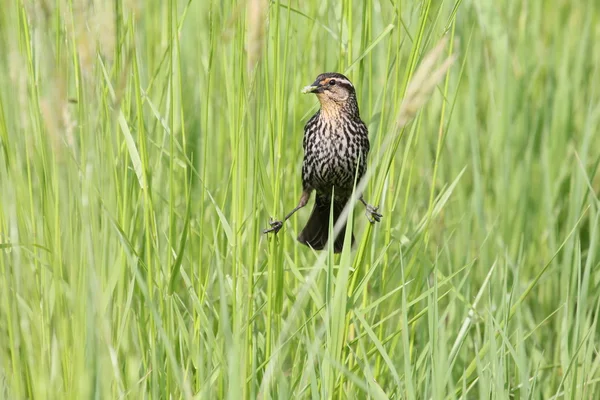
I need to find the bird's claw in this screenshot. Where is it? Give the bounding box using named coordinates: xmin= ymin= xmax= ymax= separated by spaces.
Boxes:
xmin=263 ymin=218 xmax=283 ymax=235
xmin=365 ymin=205 xmax=383 ymax=224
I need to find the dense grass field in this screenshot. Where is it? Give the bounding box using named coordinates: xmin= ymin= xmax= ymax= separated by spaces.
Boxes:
xmin=1 ymin=0 xmax=600 ymax=398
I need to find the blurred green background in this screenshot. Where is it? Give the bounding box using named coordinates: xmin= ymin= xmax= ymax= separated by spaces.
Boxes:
xmin=1 ymin=0 xmax=599 ymax=398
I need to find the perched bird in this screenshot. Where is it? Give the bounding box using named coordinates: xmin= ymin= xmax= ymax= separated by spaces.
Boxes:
xmin=264 ymin=72 xmax=382 ymax=253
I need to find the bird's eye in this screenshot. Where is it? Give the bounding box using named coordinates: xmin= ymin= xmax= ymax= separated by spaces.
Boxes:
xmin=329 ymin=79 xmax=336 ymax=86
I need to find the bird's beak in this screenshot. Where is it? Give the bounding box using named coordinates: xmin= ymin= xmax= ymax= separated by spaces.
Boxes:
xmin=301 ymin=80 xmax=323 ymax=94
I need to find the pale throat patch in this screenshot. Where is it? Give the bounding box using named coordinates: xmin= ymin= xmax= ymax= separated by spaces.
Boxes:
xmin=317 ymin=96 xmax=346 ymax=119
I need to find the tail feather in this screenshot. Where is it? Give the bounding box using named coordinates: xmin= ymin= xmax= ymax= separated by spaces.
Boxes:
xmin=297 ymin=195 xmax=354 ymax=253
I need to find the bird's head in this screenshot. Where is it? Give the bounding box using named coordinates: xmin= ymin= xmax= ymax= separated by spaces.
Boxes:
xmin=302 ymin=72 xmax=358 ymax=115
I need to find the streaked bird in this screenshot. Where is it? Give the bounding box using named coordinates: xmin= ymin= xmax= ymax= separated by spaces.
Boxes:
xmin=264 ymin=72 xmax=382 ymax=253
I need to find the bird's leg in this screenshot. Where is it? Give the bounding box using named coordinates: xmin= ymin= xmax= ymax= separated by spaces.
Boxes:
xmin=360 ymin=195 xmax=382 ymax=224
xmin=264 ymin=190 xmax=311 ymax=235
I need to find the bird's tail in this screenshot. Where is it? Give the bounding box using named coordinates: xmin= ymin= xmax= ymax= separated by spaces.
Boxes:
xmin=297 ymin=195 xmax=354 ymax=253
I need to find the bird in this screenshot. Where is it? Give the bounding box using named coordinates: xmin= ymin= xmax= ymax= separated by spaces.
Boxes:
xmin=264 ymin=72 xmax=382 ymax=253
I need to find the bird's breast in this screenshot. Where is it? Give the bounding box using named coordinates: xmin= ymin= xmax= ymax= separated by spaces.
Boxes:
xmin=302 ymin=117 xmax=368 ymax=194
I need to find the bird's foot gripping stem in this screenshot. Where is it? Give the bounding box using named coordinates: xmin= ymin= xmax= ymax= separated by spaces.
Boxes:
xmin=364 ymin=204 xmax=383 ymax=224
xmin=263 ymin=218 xmax=284 ymax=234
xmin=263 ymin=191 xmax=311 ymax=236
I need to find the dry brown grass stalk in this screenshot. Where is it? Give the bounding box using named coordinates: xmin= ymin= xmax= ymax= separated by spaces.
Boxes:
xmin=246 ymin=0 xmax=268 ymax=71
xmin=397 ymin=37 xmax=457 ymax=128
